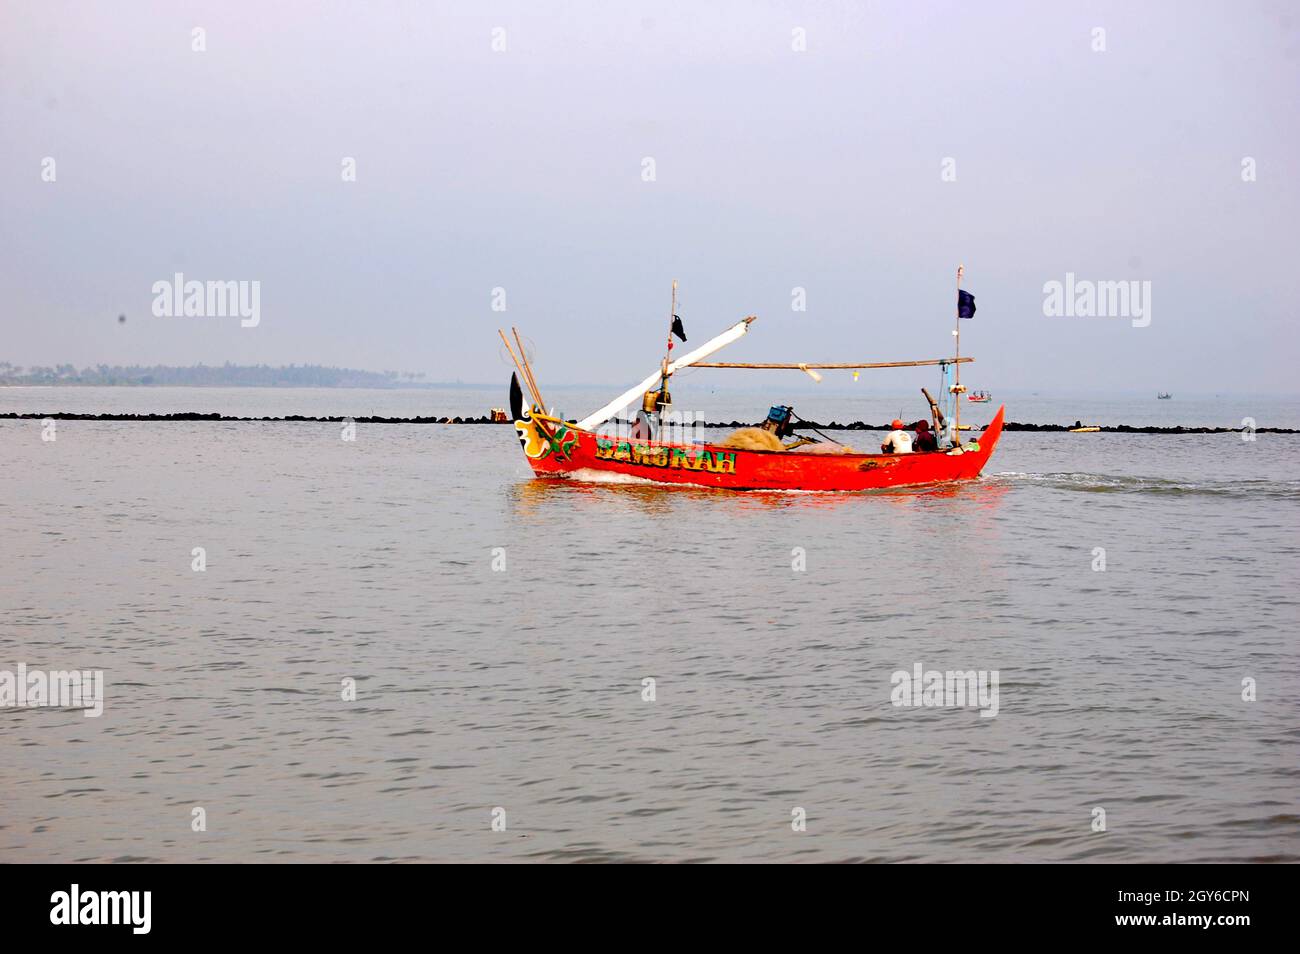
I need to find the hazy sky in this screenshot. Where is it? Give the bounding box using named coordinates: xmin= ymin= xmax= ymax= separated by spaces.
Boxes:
xmin=2 ymin=0 xmax=1298 ymax=392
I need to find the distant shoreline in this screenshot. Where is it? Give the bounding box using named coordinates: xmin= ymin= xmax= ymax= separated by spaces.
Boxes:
xmin=0 ymin=364 xmax=439 ymax=389
xmin=0 ymin=381 xmax=448 ymax=389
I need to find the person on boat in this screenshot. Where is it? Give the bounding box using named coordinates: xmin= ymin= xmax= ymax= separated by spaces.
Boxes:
xmin=881 ymin=419 xmax=913 ymax=454
xmin=630 ymin=408 xmax=654 ymax=440
xmin=912 ymin=419 xmax=938 ymax=452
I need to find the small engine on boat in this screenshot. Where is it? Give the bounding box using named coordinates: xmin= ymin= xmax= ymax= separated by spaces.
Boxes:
xmin=761 ymin=405 xmax=795 ymax=439
xmin=643 ymin=388 xmax=671 ymax=413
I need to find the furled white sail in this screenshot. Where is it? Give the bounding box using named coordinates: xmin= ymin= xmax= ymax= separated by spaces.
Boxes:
xmin=575 ymin=316 xmax=755 ymax=431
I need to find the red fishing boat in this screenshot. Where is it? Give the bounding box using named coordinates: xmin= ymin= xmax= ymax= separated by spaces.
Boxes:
xmin=511 ymin=405 xmax=1005 ymax=492
xmin=499 ymin=272 xmax=1004 ymax=492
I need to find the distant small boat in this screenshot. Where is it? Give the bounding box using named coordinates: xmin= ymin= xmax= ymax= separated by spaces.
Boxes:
xmin=1069 ymin=426 xmax=1100 ymax=433
xmin=1157 ymin=392 xmax=1172 ymax=399
xmin=968 ymin=390 xmax=992 ymax=403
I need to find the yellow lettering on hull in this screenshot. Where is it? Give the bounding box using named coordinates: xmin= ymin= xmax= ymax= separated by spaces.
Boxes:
xmin=591 ymin=439 xmax=736 ymax=476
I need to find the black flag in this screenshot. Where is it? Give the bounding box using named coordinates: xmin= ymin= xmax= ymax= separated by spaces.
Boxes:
xmin=671 ymin=315 xmax=687 ymax=342
xmin=509 ymin=372 xmax=523 ymax=421
xmin=957 ymin=290 xmax=976 ymax=319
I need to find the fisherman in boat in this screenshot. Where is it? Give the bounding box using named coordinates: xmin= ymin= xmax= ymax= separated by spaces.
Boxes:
xmin=629 ymin=389 xmax=660 ymax=440
xmin=912 ymin=419 xmax=938 ymax=452
xmin=881 ymin=419 xmax=913 ymax=454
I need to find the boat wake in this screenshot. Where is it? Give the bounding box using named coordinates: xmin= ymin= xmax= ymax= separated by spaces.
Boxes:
xmin=558 ymin=468 xmax=818 ymax=492
xmin=562 ymin=468 xmax=672 ymax=487
xmin=992 ymin=472 xmax=1300 ymax=499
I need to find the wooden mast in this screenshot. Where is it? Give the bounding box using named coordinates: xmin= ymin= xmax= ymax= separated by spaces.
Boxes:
xmin=498 ymin=329 xmax=538 ymax=408
xmin=498 ymin=328 xmax=567 ymax=456
xmin=512 ymin=327 xmax=545 ymax=412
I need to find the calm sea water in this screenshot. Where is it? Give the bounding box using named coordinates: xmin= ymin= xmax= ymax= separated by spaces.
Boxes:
xmin=2 ymin=387 xmax=1298 ymax=862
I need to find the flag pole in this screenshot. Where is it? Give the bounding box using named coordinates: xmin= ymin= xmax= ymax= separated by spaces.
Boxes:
xmin=657 ymin=279 xmax=678 ymax=427
xmin=954 ymin=264 xmax=963 ymax=447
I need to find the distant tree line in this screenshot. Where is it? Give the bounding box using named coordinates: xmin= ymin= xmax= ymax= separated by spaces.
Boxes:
xmin=0 ymin=362 xmax=433 ymax=388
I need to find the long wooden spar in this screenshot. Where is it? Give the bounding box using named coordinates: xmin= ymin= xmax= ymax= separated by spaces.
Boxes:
xmin=689 ymin=357 xmax=973 ymax=370
xmin=574 ymin=316 xmax=757 ymax=431
xmin=499 ymin=328 xmax=568 ymax=456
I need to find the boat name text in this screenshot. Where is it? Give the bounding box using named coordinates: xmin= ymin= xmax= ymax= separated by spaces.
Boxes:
xmin=595 ymin=439 xmax=738 ymax=474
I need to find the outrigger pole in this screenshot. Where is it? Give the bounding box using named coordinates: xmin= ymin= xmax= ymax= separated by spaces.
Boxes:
xmin=692 ymin=358 xmax=973 ymax=370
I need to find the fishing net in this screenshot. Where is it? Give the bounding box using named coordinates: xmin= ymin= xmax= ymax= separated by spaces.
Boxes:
xmin=718 ymin=428 xmax=784 ymax=452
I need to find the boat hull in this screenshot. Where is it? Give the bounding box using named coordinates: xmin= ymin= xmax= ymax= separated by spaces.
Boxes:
xmin=516 ymin=406 xmax=1006 ymax=492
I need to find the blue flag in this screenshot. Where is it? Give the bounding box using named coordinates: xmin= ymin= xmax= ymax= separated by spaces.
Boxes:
xmin=958 ymin=289 xmax=976 ymax=319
